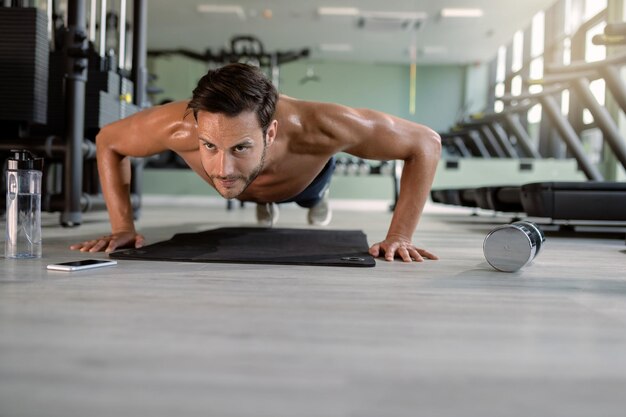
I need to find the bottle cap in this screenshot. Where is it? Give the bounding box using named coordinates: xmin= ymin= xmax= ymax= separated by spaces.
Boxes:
xmin=7 ymin=149 xmax=44 ymax=171
xmin=483 ymin=224 xmax=535 ymax=272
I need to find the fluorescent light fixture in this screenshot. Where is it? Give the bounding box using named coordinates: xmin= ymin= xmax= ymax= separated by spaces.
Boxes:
xmin=440 ymin=8 xmax=483 ymax=18
xmin=317 ymin=7 xmax=360 ymax=17
xmin=197 ymin=4 xmax=246 ymax=19
xmin=360 ymin=11 xmax=427 ymax=20
xmin=421 ymin=46 xmax=448 ymax=54
xmin=319 ymin=43 xmax=353 ymax=52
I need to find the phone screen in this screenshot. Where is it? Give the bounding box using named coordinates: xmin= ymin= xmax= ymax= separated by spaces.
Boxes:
xmin=56 ymin=259 xmax=113 ymax=267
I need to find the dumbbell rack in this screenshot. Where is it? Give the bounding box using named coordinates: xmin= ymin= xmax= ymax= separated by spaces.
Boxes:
xmin=334 ymin=157 xmax=400 ymax=211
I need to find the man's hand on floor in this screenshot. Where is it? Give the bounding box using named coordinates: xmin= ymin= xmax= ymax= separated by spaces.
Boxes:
xmin=70 ymin=231 xmax=145 ymax=253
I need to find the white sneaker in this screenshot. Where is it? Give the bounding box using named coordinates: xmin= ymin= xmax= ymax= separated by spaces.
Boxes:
xmin=307 ymin=189 xmax=332 ymax=226
xmin=256 ymin=203 xmax=279 ymax=227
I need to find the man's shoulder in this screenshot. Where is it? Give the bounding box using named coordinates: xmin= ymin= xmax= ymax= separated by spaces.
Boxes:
xmin=159 ymin=99 xmax=192 ymax=116
xmin=143 ymin=101 xmax=197 ymax=149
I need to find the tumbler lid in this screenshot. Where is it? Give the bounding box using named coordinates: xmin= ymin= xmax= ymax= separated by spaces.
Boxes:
xmin=483 ymin=225 xmax=534 ymax=272
xmin=7 ymin=149 xmax=44 ymax=171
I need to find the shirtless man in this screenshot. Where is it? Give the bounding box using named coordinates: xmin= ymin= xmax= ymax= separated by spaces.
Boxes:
xmin=70 ymin=63 xmax=441 ymax=262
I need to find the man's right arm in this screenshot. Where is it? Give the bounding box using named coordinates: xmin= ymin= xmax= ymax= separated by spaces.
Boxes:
xmin=70 ymin=101 xmax=194 ymax=252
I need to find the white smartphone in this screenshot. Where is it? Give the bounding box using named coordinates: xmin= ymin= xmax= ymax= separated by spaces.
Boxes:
xmin=46 ymin=259 xmax=118 ymax=272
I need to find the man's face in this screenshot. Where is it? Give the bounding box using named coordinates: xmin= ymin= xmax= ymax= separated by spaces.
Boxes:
xmin=196 ymin=110 xmax=276 ymax=200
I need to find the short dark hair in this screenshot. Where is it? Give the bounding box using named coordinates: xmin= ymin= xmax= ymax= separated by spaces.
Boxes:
xmin=187 ymin=63 xmax=278 ymax=134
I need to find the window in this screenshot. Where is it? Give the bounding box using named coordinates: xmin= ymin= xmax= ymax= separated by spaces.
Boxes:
xmin=531 ymin=11 xmax=545 ymax=58
xmin=511 ymin=30 xmax=524 ymax=72
xmin=584 ymin=0 xmax=607 ymax=19
xmin=582 ymin=5 xmax=607 ymax=124
xmin=511 ymin=75 xmax=523 ymax=96
xmin=494 ymin=46 xmax=507 ymax=112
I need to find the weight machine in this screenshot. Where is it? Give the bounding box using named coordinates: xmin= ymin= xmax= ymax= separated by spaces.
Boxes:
xmin=0 ymin=0 xmax=148 ymax=226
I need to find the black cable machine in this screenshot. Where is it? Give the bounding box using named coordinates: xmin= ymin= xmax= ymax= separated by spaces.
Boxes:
xmin=148 ymin=35 xmax=310 ymax=93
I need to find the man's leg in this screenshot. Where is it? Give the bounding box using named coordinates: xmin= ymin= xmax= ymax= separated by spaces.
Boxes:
xmin=256 ymin=157 xmax=336 ymax=227
xmin=292 ymin=157 xmax=335 ymax=226
xmin=306 ymin=186 xmax=332 ymax=226
xmin=256 ymin=202 xmax=279 ymax=227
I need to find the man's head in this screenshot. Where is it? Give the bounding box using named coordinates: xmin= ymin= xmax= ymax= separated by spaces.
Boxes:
xmin=187 ymin=63 xmax=278 ymax=136
xmin=187 ymin=64 xmax=278 ymax=199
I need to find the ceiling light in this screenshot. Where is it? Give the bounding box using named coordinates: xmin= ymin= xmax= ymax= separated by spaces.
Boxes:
xmin=358 ymin=11 xmax=426 ymax=31
xmin=317 ymin=7 xmax=360 ymax=17
xmin=319 ymin=43 xmax=353 ymax=52
xmin=197 ymin=4 xmax=246 ymax=20
xmin=440 ymin=8 xmax=483 ymax=18
xmin=420 ymin=46 xmax=448 ymax=54
xmin=360 ymin=11 xmax=427 ymax=20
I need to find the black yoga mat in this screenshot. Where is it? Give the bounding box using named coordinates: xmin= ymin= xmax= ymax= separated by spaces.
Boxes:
xmin=110 ymin=227 xmax=376 ymax=267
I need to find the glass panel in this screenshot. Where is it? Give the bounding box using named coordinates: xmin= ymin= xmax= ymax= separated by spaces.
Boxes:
xmin=528 ymin=103 xmax=542 ymax=124
xmin=531 ymin=11 xmax=545 ymax=57
xmin=585 ymin=22 xmax=607 ymax=62
xmin=512 ymin=30 xmax=524 ymax=72
xmin=563 ymin=38 xmax=571 ymax=65
xmin=590 ymin=79 xmax=606 ymax=105
xmin=529 ymin=58 xmax=543 ymax=80
xmin=561 ymin=90 xmax=570 ymax=115
xmin=495 ymin=83 xmax=505 ymax=97
xmin=496 ymin=46 xmax=507 ymax=82
xmin=585 ymin=0 xmax=607 ymax=19
xmin=564 ymin=0 xmax=573 ymax=35
xmin=511 ymin=75 xmax=523 ymax=96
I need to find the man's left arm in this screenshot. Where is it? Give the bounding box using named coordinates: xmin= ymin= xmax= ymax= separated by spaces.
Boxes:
xmin=337 ymin=108 xmax=442 ymax=262
xmin=370 ymin=145 xmax=440 ymax=262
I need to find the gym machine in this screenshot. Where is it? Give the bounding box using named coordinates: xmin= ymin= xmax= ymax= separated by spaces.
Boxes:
xmin=148 ymin=35 xmax=309 ymax=90
xmin=466 ymin=108 xmax=543 ymax=160
xmin=592 ymin=22 xmax=626 ymax=46
xmin=432 ymin=51 xmax=626 ymax=222
xmin=517 ymin=52 xmax=626 ymax=221
xmin=433 ymin=100 xmax=545 ymax=211
xmin=456 ymin=117 xmax=517 ymax=159
xmin=0 ymin=0 xmax=148 ymax=226
xmin=440 ymin=128 xmax=492 ymax=159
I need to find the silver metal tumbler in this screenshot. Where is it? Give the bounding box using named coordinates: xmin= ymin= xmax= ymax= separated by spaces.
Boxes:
xmin=483 ymin=221 xmax=545 ymax=272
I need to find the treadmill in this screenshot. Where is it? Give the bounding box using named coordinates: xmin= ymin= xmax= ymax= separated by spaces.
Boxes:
xmin=517 ymin=50 xmax=626 ymax=221
xmin=445 ymin=50 xmax=626 ymax=221
xmin=432 ymin=101 xmax=538 ymax=210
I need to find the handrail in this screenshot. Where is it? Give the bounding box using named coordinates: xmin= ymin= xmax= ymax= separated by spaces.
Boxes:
xmin=499 ymin=84 xmax=565 ymax=103
xmin=606 ymin=22 xmax=626 ymax=36
xmin=466 ymin=100 xmax=537 ymax=123
xmin=592 ymin=34 xmax=626 ymax=46
xmin=527 ymin=70 xmax=599 ymax=85
xmin=545 ymin=52 xmax=626 ymax=74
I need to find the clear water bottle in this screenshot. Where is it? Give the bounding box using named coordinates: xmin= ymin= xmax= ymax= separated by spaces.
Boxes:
xmin=5 ymin=150 xmax=44 ymax=259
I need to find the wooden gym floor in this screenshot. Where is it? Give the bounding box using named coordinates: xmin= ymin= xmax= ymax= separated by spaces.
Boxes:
xmin=1 ymin=197 xmax=626 ymax=417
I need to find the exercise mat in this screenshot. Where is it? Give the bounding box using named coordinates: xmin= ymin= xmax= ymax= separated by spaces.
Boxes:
xmin=110 ymin=227 xmax=376 ymax=267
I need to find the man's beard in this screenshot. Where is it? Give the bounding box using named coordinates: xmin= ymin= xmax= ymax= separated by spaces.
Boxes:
xmin=211 ymin=144 xmax=268 ymax=199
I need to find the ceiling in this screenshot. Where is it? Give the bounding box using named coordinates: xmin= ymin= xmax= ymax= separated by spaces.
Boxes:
xmin=146 ymin=0 xmax=559 ymax=65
